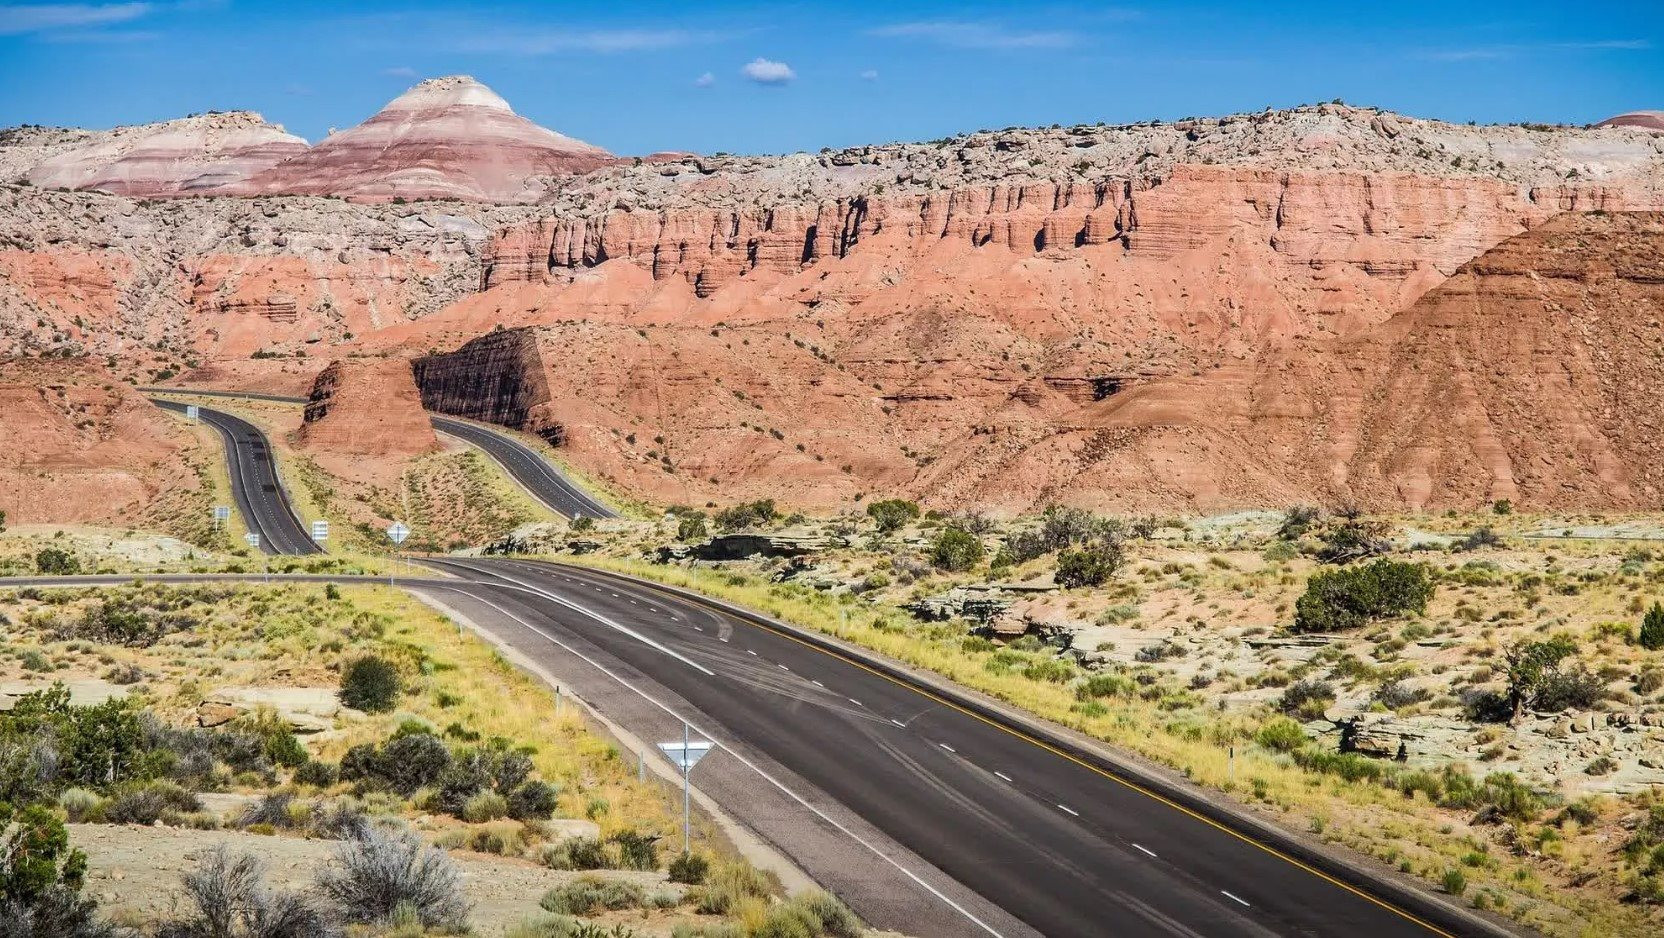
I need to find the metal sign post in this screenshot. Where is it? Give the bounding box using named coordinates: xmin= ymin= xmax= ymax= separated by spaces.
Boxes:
xmin=657 ymin=724 xmax=714 ymax=854
xmin=386 ymin=521 xmax=409 ymax=586
xmin=244 ymin=532 xmax=264 ymax=582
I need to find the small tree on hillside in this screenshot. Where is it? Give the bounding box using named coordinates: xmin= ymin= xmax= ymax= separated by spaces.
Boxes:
xmin=676 ymin=513 xmax=708 ymax=543
xmin=1054 ymin=541 xmax=1125 ymax=588
xmin=865 ymin=499 xmax=921 ymax=534
xmin=1642 ymin=603 xmax=1664 ymax=651
xmin=1503 ymin=637 xmax=1577 ymax=723
xmin=34 ymin=548 xmax=80 ymax=576
xmin=929 ymin=528 xmax=984 ymax=573
xmin=340 ymin=656 xmax=402 ymax=713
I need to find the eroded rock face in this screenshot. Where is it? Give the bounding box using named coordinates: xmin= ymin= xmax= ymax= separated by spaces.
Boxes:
xmin=237 ymin=76 xmax=614 ymax=203
xmin=1596 ymin=111 xmax=1664 ymax=133
xmin=0 ymin=358 xmax=198 ymax=524
xmin=22 ymin=111 xmax=307 ymax=197
xmin=294 ymin=358 xmax=439 ymax=457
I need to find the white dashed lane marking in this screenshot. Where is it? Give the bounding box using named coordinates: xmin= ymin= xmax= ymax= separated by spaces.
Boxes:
xmin=1057 ymin=804 xmax=1079 ymax=817
xmin=1221 ymin=891 xmax=1251 ymax=908
xmin=939 ymin=743 xmax=956 ymax=753
xmin=1132 ymin=844 xmax=1158 ymax=858
xmin=993 ymin=771 xmax=1013 ymax=782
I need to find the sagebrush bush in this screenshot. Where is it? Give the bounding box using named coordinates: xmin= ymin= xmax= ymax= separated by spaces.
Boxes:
xmin=507 ymin=780 xmax=559 ymax=821
xmin=668 ymin=852 xmax=710 ymax=885
xmin=338 ymin=657 xmax=401 ymax=713
xmin=316 ymin=826 xmax=469 ymax=930
xmin=164 ymin=846 xmax=338 ymax=938
xmin=539 ymin=875 xmax=647 ymax=915
xmin=541 ymin=836 xmax=609 ymax=871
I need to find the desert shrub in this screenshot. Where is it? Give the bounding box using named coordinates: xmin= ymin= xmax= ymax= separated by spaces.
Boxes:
xmin=540 ymin=836 xmax=610 ymax=871
xmin=865 ymin=499 xmax=920 ymax=533
xmin=1314 ymin=516 xmax=1393 ymax=564
xmin=676 ymin=514 xmax=708 ymax=542
xmin=751 ymin=891 xmax=861 ymax=938
xmin=668 ymin=852 xmax=710 ymax=885
xmin=691 ymin=861 xmax=773 ymax=915
xmin=1134 ymin=642 xmax=1185 ymax=663
xmin=103 ymin=780 xmax=201 ymax=824
xmin=1262 ymin=540 xmax=1299 ymax=562
xmin=1075 ymin=674 xmax=1135 ymax=701
xmin=57 ymin=789 xmax=104 ymax=824
xmin=0 ymin=802 xmax=117 ymax=938
xmin=1642 ymin=602 xmax=1664 ymax=651
xmin=1533 ymin=665 xmax=1605 ymax=713
xmin=379 ymin=733 xmax=453 ymax=795
xmin=1455 ymin=526 xmax=1503 ymax=552
xmin=294 ymin=760 xmax=339 ymax=788
xmin=539 ymin=876 xmax=646 ymax=915
xmin=233 ymin=712 xmax=308 ymax=769
xmin=609 ymin=830 xmax=659 ymax=871
xmin=316 ymin=826 xmax=469 ymax=931
xmin=1292 ymin=560 xmax=1433 ymax=633
xmin=1442 ymin=868 xmax=1467 ymax=897
xmin=1372 ymin=680 xmax=1431 ymax=710
xmin=34 ymin=548 xmax=81 ymax=576
xmin=929 ymin=528 xmax=984 ymax=572
xmin=338 ymin=657 xmax=401 ymax=713
xmin=1501 ymin=636 xmax=1598 ymax=719
xmin=507 ymin=780 xmax=559 ymax=821
xmin=1021 ymin=658 xmax=1075 ymax=684
xmin=1054 ymin=541 xmax=1124 ymax=588
xmin=1277 ymin=505 xmax=1322 ymax=539
xmin=1254 ymin=717 xmax=1308 ymax=753
xmin=163 ymin=846 xmax=337 ymax=938
xmin=238 ymin=791 xmax=300 ymax=830
xmin=1276 ymin=680 xmax=1336 ymax=720
xmin=713 ymin=500 xmax=777 ymax=532
xmin=461 ymin=791 xmax=509 ymax=823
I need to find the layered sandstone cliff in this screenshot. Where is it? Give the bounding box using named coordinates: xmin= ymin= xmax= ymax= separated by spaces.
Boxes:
xmin=294 ymin=358 xmax=439 ymax=458
xmin=0 ymin=358 xmax=200 ymax=524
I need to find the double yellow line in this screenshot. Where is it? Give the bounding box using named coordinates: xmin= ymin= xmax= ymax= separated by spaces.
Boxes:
xmin=578 ymin=564 xmax=1463 ymax=938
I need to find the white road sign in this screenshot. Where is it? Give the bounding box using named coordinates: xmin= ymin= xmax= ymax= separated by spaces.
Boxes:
xmin=244 ymin=532 xmax=261 ymax=550
xmin=387 ymin=521 xmax=410 ymax=545
xmin=311 ymin=520 xmax=330 ymax=543
xmin=185 ymin=404 xmax=200 ymax=421
xmin=657 ymin=739 xmax=714 ymax=771
xmin=212 ymin=506 xmax=231 ymax=524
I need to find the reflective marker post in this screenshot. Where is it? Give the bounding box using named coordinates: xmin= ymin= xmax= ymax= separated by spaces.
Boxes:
xmin=658 ymin=724 xmax=714 ymax=855
xmin=386 ymin=521 xmax=410 ymax=586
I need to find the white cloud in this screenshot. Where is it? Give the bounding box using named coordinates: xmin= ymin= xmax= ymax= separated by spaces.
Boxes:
xmin=383 ymin=66 xmax=418 ymax=79
xmin=0 ymin=2 xmax=151 ymax=35
xmin=741 ymin=57 xmax=794 ymax=84
xmin=859 ymin=69 xmax=879 ymax=81
xmin=870 ymin=20 xmax=1077 ymax=50
xmin=694 ymin=71 xmax=716 ymax=87
xmin=1419 ymin=38 xmax=1651 ymax=62
xmin=457 ymin=28 xmax=734 ymax=56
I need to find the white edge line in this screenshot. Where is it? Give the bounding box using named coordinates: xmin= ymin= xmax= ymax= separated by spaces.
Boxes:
xmin=994 ymin=771 xmax=1013 ymax=782
xmin=940 ymin=743 xmax=956 ymax=753
xmin=1221 ymin=890 xmax=1251 ymax=908
xmin=424 ymin=584 xmax=1007 ymax=938
xmin=1057 ymin=804 xmax=1079 ymax=817
xmin=1133 ymin=843 xmax=1157 ymax=858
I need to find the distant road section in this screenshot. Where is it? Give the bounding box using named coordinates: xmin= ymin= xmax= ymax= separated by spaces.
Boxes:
xmin=152 ymin=399 xmax=320 ymax=555
xmin=140 ymin=387 xmax=617 ymax=520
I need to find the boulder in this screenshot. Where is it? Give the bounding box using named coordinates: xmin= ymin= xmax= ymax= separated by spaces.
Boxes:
xmin=197 ymin=686 xmax=359 ymax=733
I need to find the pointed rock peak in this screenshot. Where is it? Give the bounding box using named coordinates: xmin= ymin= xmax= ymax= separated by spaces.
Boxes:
xmin=383 ymin=75 xmax=514 ymax=114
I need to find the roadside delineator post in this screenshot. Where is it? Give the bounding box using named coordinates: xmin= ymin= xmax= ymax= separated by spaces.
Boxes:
xmin=658 ymin=723 xmax=714 ymax=855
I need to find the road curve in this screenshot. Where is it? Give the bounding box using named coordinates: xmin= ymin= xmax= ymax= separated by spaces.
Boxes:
xmin=140 ymin=387 xmax=615 ymax=520
xmin=153 ymin=399 xmax=319 ymax=555
xmin=422 ymin=557 xmax=1509 ymax=938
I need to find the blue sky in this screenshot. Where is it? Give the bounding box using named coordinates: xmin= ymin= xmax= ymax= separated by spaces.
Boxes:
xmin=1 ymin=1 xmax=1661 ymax=155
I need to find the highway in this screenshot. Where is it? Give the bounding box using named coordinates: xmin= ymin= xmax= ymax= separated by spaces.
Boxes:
xmin=141 ymin=394 xmax=1505 ymax=937
xmin=153 ymin=399 xmax=319 ymax=555
xmin=143 ymin=388 xmax=616 ymax=521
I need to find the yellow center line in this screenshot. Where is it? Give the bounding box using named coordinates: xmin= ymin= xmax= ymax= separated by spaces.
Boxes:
xmin=594 ymin=569 xmax=1458 ymax=938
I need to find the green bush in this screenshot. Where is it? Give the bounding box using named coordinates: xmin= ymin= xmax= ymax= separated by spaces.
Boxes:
xmin=1292 ymin=560 xmax=1433 ymax=633
xmin=0 ymin=802 xmax=108 ymax=934
xmin=929 ymin=528 xmax=984 ymax=572
xmin=1276 ymin=679 xmax=1335 ymax=720
xmin=714 ymin=500 xmax=777 ymax=532
xmin=508 ymin=780 xmax=559 ymax=821
xmin=677 ymin=514 xmax=709 ymax=542
xmin=34 ymin=548 xmax=81 ymax=576
xmin=1054 ymin=541 xmax=1124 ymax=588
xmin=668 ymin=852 xmax=710 ymax=885
xmin=539 ymin=875 xmax=646 ymax=915
xmin=461 ymin=791 xmax=509 ymax=823
xmin=339 ymin=656 xmax=402 ymax=713
xmin=1254 ymin=717 xmax=1308 ymax=753
xmin=865 ymin=499 xmax=921 ymax=533
xmin=608 ymin=829 xmax=659 ymax=871
xmin=1642 ymin=602 xmax=1664 ymax=651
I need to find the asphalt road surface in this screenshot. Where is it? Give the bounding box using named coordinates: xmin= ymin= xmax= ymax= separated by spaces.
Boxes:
xmin=152 ymin=399 xmax=319 ymax=555
xmin=0 ymin=563 xmax=1506 ymax=938
xmin=142 ymin=388 xmax=615 ymax=520
xmin=420 ymin=557 xmax=1500 ymax=938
